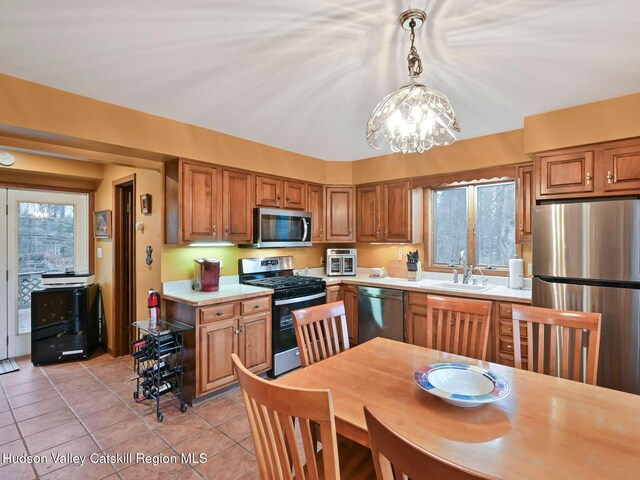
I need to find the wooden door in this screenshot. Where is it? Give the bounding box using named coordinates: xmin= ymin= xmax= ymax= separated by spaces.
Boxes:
xmin=199 ymin=319 xmax=237 ymax=394
xmin=326 ymin=285 xmax=341 ymax=303
xmin=182 ymin=163 xmax=220 ymax=242
xmin=406 ymin=303 xmax=430 ymax=347
xmin=516 ymin=165 xmax=534 ymax=243
xmin=239 ymin=313 xmax=272 ymax=374
xmin=382 ymin=181 xmax=411 ymax=242
xmin=341 ymin=285 xmax=358 ymax=345
xmin=537 ymin=150 xmax=595 ymax=197
xmin=222 ymin=170 xmax=253 ymax=243
xmin=307 ymin=184 xmax=325 ymax=242
xmin=284 ymin=181 xmax=306 ymax=210
xmin=356 ymin=185 xmax=380 ymax=241
xmin=325 ymin=187 xmax=355 ymax=242
xmin=603 ymin=141 xmax=640 ymax=192
xmin=255 ymin=175 xmax=283 ymax=208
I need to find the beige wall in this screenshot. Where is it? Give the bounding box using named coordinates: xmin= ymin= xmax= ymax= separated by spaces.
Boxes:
xmin=524 ymin=92 xmax=640 ymax=154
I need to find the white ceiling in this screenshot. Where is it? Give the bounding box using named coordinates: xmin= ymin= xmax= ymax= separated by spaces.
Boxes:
xmin=1 ymin=1 xmax=639 ymax=161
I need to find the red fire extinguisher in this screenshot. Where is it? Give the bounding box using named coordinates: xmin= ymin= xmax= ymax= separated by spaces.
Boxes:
xmin=147 ymin=289 xmax=161 ymax=326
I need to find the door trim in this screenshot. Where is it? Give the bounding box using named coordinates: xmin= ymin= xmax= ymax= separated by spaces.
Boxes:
xmin=113 ymin=174 xmax=136 ymax=357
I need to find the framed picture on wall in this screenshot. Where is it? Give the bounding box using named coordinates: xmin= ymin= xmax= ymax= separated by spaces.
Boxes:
xmin=94 ymin=210 xmax=112 ymax=238
xmin=140 ymin=194 xmax=151 ymax=214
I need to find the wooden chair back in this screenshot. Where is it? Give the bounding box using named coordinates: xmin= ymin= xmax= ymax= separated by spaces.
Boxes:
xmin=364 ymin=406 xmax=491 ymax=480
xmin=425 ymin=295 xmax=493 ymax=361
xmin=511 ymin=305 xmax=602 ymax=385
xmin=292 ymin=301 xmax=350 ymax=367
xmin=231 ymin=353 xmax=341 ymax=480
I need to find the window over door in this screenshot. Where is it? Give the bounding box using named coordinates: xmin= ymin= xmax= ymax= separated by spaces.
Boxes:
xmin=429 ymin=181 xmax=516 ymax=269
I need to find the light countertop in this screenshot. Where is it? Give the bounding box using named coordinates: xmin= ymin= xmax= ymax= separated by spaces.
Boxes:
xmin=162 ymin=284 xmax=274 ymax=307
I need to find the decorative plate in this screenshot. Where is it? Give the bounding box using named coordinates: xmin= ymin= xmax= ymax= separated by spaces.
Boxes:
xmin=414 ymin=363 xmax=510 ymax=408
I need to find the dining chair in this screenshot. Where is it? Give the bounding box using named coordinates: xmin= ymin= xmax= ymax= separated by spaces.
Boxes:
xmin=292 ymin=301 xmax=350 ymax=368
xmin=511 ymin=304 xmax=602 ymax=385
xmin=231 ymin=353 xmax=375 ymax=480
xmin=363 ymin=406 xmax=491 ymax=480
xmin=425 ymin=295 xmax=493 ymax=361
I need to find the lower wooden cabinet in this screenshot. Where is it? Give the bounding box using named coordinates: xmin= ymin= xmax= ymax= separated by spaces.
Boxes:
xmin=199 ymin=319 xmax=237 ymax=393
xmin=406 ymin=293 xmax=430 ymax=348
xmin=326 ymin=285 xmax=341 ymax=303
xmin=340 ymin=285 xmax=358 ymax=345
xmin=239 ymin=312 xmax=271 ymax=373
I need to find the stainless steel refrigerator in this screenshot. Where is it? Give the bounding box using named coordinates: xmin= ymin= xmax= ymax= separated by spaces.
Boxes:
xmin=533 ymin=199 xmax=640 ymax=394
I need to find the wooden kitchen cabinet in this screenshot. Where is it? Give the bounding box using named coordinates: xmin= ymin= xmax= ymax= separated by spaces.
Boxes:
xmin=516 ymin=164 xmax=534 ymax=243
xmin=199 ymin=318 xmax=237 ymax=393
xmin=356 ymin=185 xmax=381 ymax=241
xmin=238 ymin=312 xmax=271 ymax=373
xmin=356 ymin=180 xmax=422 ymax=243
xmin=493 ymin=301 xmax=528 ymax=369
xmin=340 ymin=285 xmax=358 ymax=345
xmin=534 ymin=137 xmax=640 ymax=200
xmin=602 ymin=139 xmax=640 ymax=192
xmin=325 ymin=186 xmax=355 ymax=242
xmin=255 ymin=175 xmax=283 ymax=208
xmin=406 ymin=293 xmax=430 ymax=347
xmin=326 ymin=285 xmax=341 ymax=303
xmin=284 ymin=180 xmax=306 ymax=210
xmin=222 ymin=170 xmax=253 ymax=244
xmin=307 ymin=184 xmax=325 ymax=242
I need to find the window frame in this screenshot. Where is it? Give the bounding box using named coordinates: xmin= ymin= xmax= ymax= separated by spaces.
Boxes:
xmin=425 ymin=179 xmax=516 ymax=275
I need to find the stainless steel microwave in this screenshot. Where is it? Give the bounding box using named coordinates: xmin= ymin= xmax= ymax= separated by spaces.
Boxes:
xmin=253 ymin=208 xmax=312 ymax=248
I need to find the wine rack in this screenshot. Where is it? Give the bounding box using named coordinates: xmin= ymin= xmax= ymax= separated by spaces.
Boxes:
xmin=131 ymin=319 xmax=193 ymax=422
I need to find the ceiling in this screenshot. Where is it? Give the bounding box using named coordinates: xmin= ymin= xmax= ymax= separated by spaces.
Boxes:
xmin=1 ymin=1 xmax=639 ymax=161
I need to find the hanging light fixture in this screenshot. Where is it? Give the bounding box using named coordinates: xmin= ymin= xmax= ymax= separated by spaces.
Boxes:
xmin=366 ymin=9 xmax=460 ymax=154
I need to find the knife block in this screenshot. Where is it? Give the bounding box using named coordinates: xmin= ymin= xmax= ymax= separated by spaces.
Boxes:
xmin=407 ymin=261 xmax=422 ymax=281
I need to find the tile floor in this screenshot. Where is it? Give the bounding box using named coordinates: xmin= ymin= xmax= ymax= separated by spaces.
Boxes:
xmin=0 ymin=351 xmax=260 ymax=480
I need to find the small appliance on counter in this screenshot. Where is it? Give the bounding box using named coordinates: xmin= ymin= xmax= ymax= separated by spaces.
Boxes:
xmin=193 ymin=258 xmax=222 ymax=292
xmin=326 ymin=248 xmax=357 ymax=276
xmin=406 ymin=250 xmax=422 ymax=281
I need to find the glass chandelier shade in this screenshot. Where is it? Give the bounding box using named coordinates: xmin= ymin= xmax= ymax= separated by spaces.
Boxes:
xmin=366 ymin=9 xmax=459 ymax=154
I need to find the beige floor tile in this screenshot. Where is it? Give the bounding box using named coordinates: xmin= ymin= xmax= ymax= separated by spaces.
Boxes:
xmin=223 ymin=387 xmax=244 ymax=405
xmin=24 ymin=418 xmax=86 ymax=454
xmin=0 ymin=397 xmax=9 ymax=413
xmin=0 ymin=423 xmax=20 ymax=445
xmin=79 ymin=350 xmax=115 ymax=367
xmin=216 ymin=414 xmax=252 ymax=443
xmin=71 ymin=391 xmax=124 ymax=418
xmin=0 ymin=369 xmax=45 ymax=387
xmin=194 ymin=444 xmax=258 ymax=480
xmin=80 ymin=403 xmax=137 ymax=433
xmin=105 ymin=430 xmax=168 ymax=470
xmin=8 ymin=387 xmax=61 ymax=409
xmin=172 ymin=427 xmax=235 ymax=465
xmin=4 ymin=378 xmax=52 ymax=398
xmin=18 ymin=407 xmax=76 ymax=437
xmin=195 ymin=399 xmax=244 ymax=426
xmin=119 ymin=448 xmax=189 ymax=480
xmin=34 ymin=434 xmax=103 ymax=477
xmin=0 ymin=409 xmax=14 ymax=427
xmin=154 ymin=412 xmax=211 ymax=445
xmin=0 ymin=438 xmax=27 ymax=467
xmin=92 ymin=416 xmax=150 ymax=450
xmin=52 ymin=374 xmax=102 ymax=393
xmin=238 ymin=437 xmax=255 ymax=456
xmin=236 ymin=468 xmax=261 ymax=480
xmin=0 ymin=460 xmax=36 ymax=480
xmin=40 ymin=459 xmax=116 ymax=480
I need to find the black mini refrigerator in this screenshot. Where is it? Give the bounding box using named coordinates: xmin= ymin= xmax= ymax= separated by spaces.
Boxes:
xmin=31 ymin=284 xmax=99 ymax=365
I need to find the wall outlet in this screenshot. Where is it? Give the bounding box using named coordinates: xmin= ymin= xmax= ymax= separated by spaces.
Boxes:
xmin=320 ymin=256 xmax=325 ymax=265
xmin=97 ymin=248 xmax=102 ymax=259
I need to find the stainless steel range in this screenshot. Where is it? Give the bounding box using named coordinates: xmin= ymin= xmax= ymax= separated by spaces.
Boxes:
xmin=239 ymin=256 xmax=326 ymax=377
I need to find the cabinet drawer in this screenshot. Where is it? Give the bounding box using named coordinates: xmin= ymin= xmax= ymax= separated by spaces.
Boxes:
xmin=498 ymin=352 xmax=528 ymax=370
xmin=499 ymin=319 xmax=528 ymax=338
xmin=241 ymin=296 xmax=271 ymax=315
xmin=498 ymin=303 xmax=513 ymax=318
xmin=499 ymin=336 xmax=528 ymax=357
xmin=200 ymin=302 xmax=238 ymax=322
xmin=408 ymin=292 xmax=428 ymax=306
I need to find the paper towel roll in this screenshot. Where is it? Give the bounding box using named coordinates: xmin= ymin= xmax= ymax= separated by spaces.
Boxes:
xmin=509 ymin=259 xmax=525 ymax=289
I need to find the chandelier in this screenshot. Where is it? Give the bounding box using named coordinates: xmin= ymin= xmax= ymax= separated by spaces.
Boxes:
xmin=366 ymin=9 xmax=460 ymax=154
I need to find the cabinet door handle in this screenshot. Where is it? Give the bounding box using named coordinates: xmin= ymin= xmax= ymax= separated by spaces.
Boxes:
xmin=224 ymin=226 xmax=230 ymax=233
xmin=286 ymin=197 xmax=290 ymax=203
xmin=216 ymin=311 xmax=224 ymax=316
xmin=519 ymin=224 xmax=524 ymax=233
xmin=212 ymin=225 xmax=217 ymax=237
xmin=254 ymin=304 xmax=261 ymax=309
xmin=234 ymin=327 xmax=240 ymax=335
xmin=607 ymin=170 xmax=614 ymax=183
xmin=277 ymin=195 xmax=281 ymax=201
xmin=239 ymin=325 xmax=245 ymax=333
xmin=586 ymin=173 xmax=592 ymax=184
xmin=384 ymin=229 xmax=388 ymax=238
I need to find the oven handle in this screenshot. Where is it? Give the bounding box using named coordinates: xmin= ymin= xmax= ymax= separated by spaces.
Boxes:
xmin=274 ymin=291 xmax=326 ymax=306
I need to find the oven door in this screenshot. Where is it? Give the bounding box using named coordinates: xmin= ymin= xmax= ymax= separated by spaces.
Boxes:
xmin=254 ymin=208 xmax=312 ymax=248
xmin=271 ymin=291 xmax=326 ymax=377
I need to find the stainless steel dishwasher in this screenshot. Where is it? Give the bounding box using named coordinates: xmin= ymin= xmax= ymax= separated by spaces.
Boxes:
xmin=357 ymin=287 xmax=405 ymax=343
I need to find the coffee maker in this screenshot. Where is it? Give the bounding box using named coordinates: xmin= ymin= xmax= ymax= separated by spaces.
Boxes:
xmin=194 ymin=259 xmax=223 ymax=292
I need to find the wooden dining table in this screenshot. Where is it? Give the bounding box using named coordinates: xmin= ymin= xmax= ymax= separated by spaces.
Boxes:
xmin=275 ymin=337 xmax=640 ymax=479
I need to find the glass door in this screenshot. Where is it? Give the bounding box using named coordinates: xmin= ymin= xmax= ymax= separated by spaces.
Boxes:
xmin=0 ymin=191 xmax=7 ymax=360
xmin=3 ymin=189 xmax=88 ymax=358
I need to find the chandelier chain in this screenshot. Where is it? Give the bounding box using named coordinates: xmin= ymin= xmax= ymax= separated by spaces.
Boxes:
xmin=407 ymin=19 xmax=423 ymax=79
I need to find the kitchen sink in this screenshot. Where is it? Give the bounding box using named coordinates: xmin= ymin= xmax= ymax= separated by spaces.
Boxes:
xmin=427 ymin=282 xmax=495 ymax=293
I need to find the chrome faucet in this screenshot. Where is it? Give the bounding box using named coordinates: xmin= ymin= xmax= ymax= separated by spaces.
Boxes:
xmin=474 ymin=266 xmax=489 ymax=286
xmin=460 ymin=250 xmax=473 ymax=285
xmin=452 ymin=268 xmax=459 ymax=284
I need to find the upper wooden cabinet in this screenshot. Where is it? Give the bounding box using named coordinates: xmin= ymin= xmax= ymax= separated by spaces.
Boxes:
xmin=516 ymin=165 xmax=533 ymax=243
xmin=255 ymin=175 xmax=283 ymax=208
xmin=166 ymin=159 xmax=223 ymax=244
xmin=307 ymin=184 xmax=325 ymax=242
xmin=535 ymin=138 xmax=640 ymax=200
xmin=283 ymin=180 xmax=306 ymax=210
xmin=222 ymin=170 xmax=253 ymax=244
xmin=356 ymin=180 xmax=422 ymax=243
xmin=325 ymin=186 xmax=355 ymax=242
xmin=602 ymin=140 xmax=640 ymax=192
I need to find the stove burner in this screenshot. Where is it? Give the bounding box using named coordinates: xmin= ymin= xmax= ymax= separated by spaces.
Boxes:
xmin=245 ymin=276 xmax=324 ymax=289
